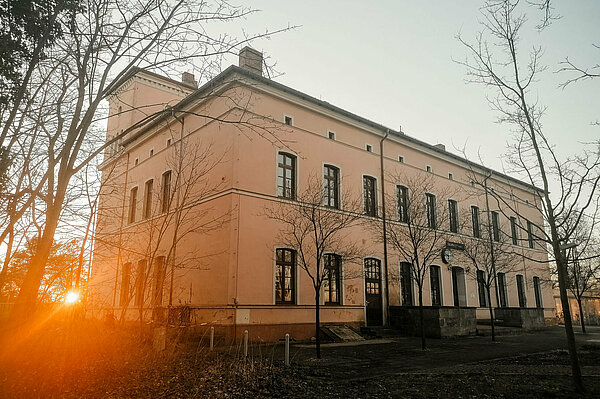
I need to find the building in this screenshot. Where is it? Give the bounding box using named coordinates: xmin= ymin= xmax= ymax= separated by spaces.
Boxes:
xmin=90 ymin=48 xmax=555 ymax=340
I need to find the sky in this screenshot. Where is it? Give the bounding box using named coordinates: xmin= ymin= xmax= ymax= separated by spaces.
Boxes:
xmin=221 ymin=0 xmax=599 ymax=177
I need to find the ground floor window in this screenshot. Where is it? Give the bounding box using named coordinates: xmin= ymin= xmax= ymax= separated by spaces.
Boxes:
xmin=516 ymin=274 xmax=526 ymax=308
xmin=324 ymin=254 xmax=341 ymax=305
xmin=430 ymin=265 xmax=442 ymax=306
xmin=400 ymin=262 xmax=413 ymax=306
xmin=477 ymin=270 xmax=488 ymax=307
xmin=452 ymin=266 xmax=466 ymax=307
xmin=533 ymin=276 xmax=543 ymax=308
xmin=120 ymin=262 xmax=131 ymax=306
xmin=276 ymin=248 xmax=296 ymax=304
xmin=135 ymin=259 xmax=146 ymax=306
xmin=497 ymin=272 xmax=508 ymax=308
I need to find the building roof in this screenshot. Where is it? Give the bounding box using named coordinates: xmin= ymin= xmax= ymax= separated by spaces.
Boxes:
xmin=118 ymin=65 xmax=543 ymax=194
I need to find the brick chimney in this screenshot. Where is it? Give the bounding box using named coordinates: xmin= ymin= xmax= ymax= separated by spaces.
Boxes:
xmin=238 ymin=47 xmax=263 ymax=76
xmin=181 ymin=72 xmax=197 ymax=88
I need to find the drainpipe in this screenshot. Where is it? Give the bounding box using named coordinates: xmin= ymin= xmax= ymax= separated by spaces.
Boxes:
xmin=379 ymin=129 xmax=390 ymax=326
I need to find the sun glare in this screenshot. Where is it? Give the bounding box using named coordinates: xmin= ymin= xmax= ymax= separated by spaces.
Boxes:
xmin=65 ymin=291 xmax=80 ymax=304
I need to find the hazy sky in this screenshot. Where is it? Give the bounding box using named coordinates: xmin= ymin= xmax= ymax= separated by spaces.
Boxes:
xmin=224 ymin=0 xmax=599 ymax=176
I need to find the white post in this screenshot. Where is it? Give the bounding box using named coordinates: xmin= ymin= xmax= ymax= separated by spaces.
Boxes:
xmin=284 ymin=333 xmax=290 ymax=366
xmin=243 ymin=329 xmax=248 ymax=358
xmin=210 ymin=326 xmax=214 ymax=351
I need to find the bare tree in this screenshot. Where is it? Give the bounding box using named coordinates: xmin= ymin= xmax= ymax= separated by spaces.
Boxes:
xmin=457 ymin=0 xmax=600 ymax=391
xmin=384 ymin=171 xmax=454 ymax=350
xmin=264 ymin=174 xmax=364 ymax=359
xmin=2 ymin=0 xmax=288 ymax=324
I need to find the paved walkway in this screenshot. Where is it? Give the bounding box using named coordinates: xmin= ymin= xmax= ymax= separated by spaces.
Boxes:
xmin=284 ymin=326 xmax=600 ymax=380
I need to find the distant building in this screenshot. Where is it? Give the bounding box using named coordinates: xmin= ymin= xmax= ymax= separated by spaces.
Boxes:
xmin=91 ymin=48 xmax=554 ymax=340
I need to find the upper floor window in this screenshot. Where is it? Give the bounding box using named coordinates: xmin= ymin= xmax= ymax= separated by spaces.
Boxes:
xmin=425 ymin=193 xmax=436 ymax=228
xmin=328 ymin=131 xmax=336 ymax=140
xmin=324 ymin=254 xmax=341 ymax=305
xmin=397 ymin=185 xmax=409 ymax=223
xmin=526 ymin=220 xmax=535 ymax=249
xmin=448 ymin=172 xmax=454 ymax=180
xmin=120 ymin=262 xmax=131 ymax=306
xmin=491 ymin=211 xmax=500 ymax=242
xmin=510 ymin=216 xmax=519 ymax=245
xmin=366 ymin=144 xmax=373 ymax=152
xmin=143 ymin=179 xmax=154 ymax=219
xmin=398 ymin=155 xmax=404 ymax=163
xmin=284 ymin=115 xmax=293 ymax=126
xmin=128 ymin=187 xmax=138 ymax=224
xmin=324 ymin=165 xmax=340 ymax=209
xmin=275 ymin=248 xmax=296 ymax=304
xmin=448 ymin=199 xmax=459 ymax=233
xmin=363 ymin=176 xmax=377 ymax=217
xmin=471 ymin=206 xmax=481 ymax=238
xmin=426 ymin=165 xmax=433 ymax=173
xmin=161 ymin=171 xmax=172 ymax=213
xmin=277 ymin=152 xmax=296 ymax=199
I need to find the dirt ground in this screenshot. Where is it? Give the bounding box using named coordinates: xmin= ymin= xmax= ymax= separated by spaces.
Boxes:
xmin=1 ymin=322 xmax=599 ymax=398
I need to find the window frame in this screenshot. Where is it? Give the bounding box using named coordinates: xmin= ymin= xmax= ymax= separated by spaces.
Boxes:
xmin=327 ymin=130 xmax=336 ymax=140
xmin=161 ymin=170 xmax=172 ymax=214
xmin=526 ymin=220 xmax=535 ymax=249
xmin=425 ymin=193 xmax=437 ymax=228
xmin=323 ymin=164 xmax=340 ymax=209
xmin=397 ymin=185 xmax=409 ymax=223
xmin=430 ymin=265 xmax=442 ymax=306
xmin=491 ymin=211 xmax=500 ymax=242
xmin=363 ymin=175 xmax=377 ymax=217
xmin=516 ymin=274 xmax=527 ymax=308
xmin=323 ymin=253 xmax=342 ymax=305
xmin=471 ymin=205 xmax=481 ymax=238
xmin=120 ymin=262 xmax=132 ymax=306
xmin=497 ymin=272 xmax=508 ymax=308
xmin=277 ymin=152 xmax=297 ymax=200
xmin=477 ymin=270 xmax=488 ymax=307
xmin=533 ymin=276 xmax=543 ymax=308
xmin=143 ymin=179 xmax=154 ymax=220
xmin=275 ymin=248 xmax=296 ymax=305
xmin=283 ymin=114 xmax=293 ymax=126
xmin=510 ymin=216 xmax=519 ymax=245
xmin=448 ymin=199 xmax=459 ymax=233
xmin=400 ymin=261 xmax=413 ymax=306
xmin=128 ymin=186 xmax=138 ymax=224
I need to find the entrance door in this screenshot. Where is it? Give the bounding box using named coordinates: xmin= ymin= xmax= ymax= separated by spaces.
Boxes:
xmin=364 ymin=258 xmax=382 ymax=326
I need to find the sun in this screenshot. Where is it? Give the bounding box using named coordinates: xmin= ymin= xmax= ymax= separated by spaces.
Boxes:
xmin=65 ymin=291 xmax=80 ymax=304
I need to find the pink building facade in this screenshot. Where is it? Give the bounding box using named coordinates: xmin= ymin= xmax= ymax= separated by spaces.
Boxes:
xmin=91 ymin=48 xmax=555 ymax=340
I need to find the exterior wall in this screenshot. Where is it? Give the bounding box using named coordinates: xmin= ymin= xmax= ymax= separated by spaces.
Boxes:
xmin=90 ymin=67 xmax=554 ymax=341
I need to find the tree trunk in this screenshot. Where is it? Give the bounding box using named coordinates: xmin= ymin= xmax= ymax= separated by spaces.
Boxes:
xmin=487 ymin=285 xmax=495 ymax=342
xmin=418 ymin=288 xmax=426 ymax=350
xmin=576 ymin=298 xmax=586 ymax=334
xmin=315 ymin=290 xmax=321 ymax=359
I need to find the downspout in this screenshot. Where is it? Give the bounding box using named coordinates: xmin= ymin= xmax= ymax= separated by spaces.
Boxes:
xmin=379 ymin=129 xmax=390 ymax=326
xmin=168 ymin=114 xmax=185 ymax=307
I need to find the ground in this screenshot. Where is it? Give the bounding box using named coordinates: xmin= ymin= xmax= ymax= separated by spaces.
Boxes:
xmin=0 ymin=321 xmax=599 ymax=398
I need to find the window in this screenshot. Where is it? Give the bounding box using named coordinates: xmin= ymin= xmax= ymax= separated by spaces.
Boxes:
xmin=533 ymin=276 xmax=543 ymax=308
xmin=128 ymin=187 xmax=138 ymax=224
xmin=426 ymin=165 xmax=432 ymax=173
xmin=277 ymin=152 xmax=296 ymax=199
xmin=400 ymin=262 xmax=413 ymax=306
xmin=324 ymin=165 xmax=340 ymax=209
xmin=149 ymin=149 xmax=154 ymax=157
xmin=430 ymin=265 xmax=442 ymax=306
xmin=328 ymin=131 xmax=335 ymax=140
xmin=284 ymin=115 xmax=293 ymax=126
xmin=471 ymin=206 xmax=481 ymax=238
xmin=135 ymin=259 xmax=146 ymax=306
xmin=134 ymin=158 xmax=139 ymax=166
xmin=152 ymin=256 xmax=165 ymax=306
xmin=364 ymin=258 xmax=381 ymax=295
xmin=510 ymin=217 xmax=519 ymax=245
xmin=363 ymin=176 xmax=377 ymax=217
xmin=491 ymin=211 xmax=500 ymax=242
xmin=366 ymin=144 xmax=373 ymax=152
xmin=448 ymin=199 xmax=459 ymax=233
xmin=516 ymin=274 xmax=526 ymax=308
xmin=477 ymin=270 xmax=488 ymax=307
xmin=398 ymin=156 xmax=404 ymax=163
xmin=118 ymin=105 xmax=122 ymax=115
xmin=161 ymin=171 xmax=172 ymax=213
xmin=397 ymin=185 xmax=409 ymax=223
xmin=166 ymin=138 xmax=172 ymax=147
xmin=451 ymin=266 xmax=467 ymax=307
xmin=120 ymin=262 xmax=131 ymax=306
xmin=324 ymin=254 xmax=341 ymax=305
xmin=425 ymin=193 xmax=436 ymax=228
xmin=497 ymin=272 xmax=508 ymax=308
xmin=448 ymin=172 xmax=453 ymax=180
xmin=143 ymin=179 xmax=153 ymax=219
xmin=275 ymin=249 xmax=296 ymax=304
xmin=526 ymin=220 xmax=535 ymax=249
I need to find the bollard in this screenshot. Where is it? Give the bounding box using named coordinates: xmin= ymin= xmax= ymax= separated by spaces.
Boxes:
xmin=243 ymin=330 xmax=248 ymax=358
xmin=210 ymin=326 xmax=214 ymax=351
xmin=284 ymin=333 xmax=290 ymax=366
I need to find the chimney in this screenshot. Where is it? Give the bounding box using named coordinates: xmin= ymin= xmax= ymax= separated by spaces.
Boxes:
xmin=239 ymin=47 xmax=263 ymax=76
xmin=181 ymin=72 xmax=197 ymax=88
xmin=434 ymin=143 xmax=446 ymax=151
